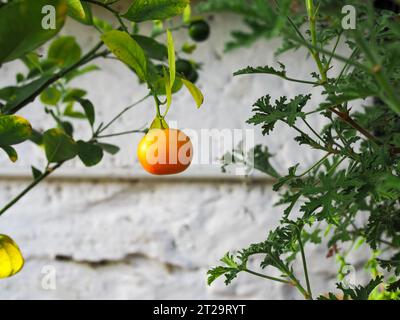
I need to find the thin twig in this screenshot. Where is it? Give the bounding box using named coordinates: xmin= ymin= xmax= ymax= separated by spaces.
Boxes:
xmin=5 ymin=42 xmax=106 ymax=115
xmin=0 ymin=163 xmax=63 ymax=217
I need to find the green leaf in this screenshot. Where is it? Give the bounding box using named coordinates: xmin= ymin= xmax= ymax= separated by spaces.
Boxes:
xmin=64 ymin=103 xmax=86 ymax=119
xmin=77 ymin=98 xmax=95 ymax=127
xmin=234 ymin=65 xmax=286 ymax=78
xmin=1 ymin=75 xmax=53 ymax=114
xmin=96 ymin=142 xmax=120 ymax=155
xmin=247 ymin=94 xmax=310 ymax=135
xmin=167 ymin=30 xmax=176 ymax=88
xmin=48 ymin=36 xmax=82 ymax=68
xmin=132 ymin=35 xmax=168 ymax=61
xmin=0 ymin=115 xmax=32 ymax=146
xmin=182 ymin=4 xmax=191 ymax=24
xmin=180 ymin=78 xmax=204 ymax=108
xmin=153 ymin=75 xmax=183 ymax=96
xmin=0 ymin=86 xmax=18 ymax=103
xmin=61 ymin=121 xmax=74 ymax=137
xmin=62 ymin=88 xmax=87 ymax=102
xmin=0 ymin=145 xmax=18 ymax=163
xmin=67 ymin=0 xmax=93 ymax=25
xmin=163 ymin=67 xmax=172 ymax=109
xmin=23 ymin=52 xmax=42 ymax=71
xmin=43 ymin=128 xmax=78 ymax=163
xmin=67 ymin=0 xmax=85 ymax=18
xmin=40 ymin=86 xmax=62 ymax=106
xmin=335 ymin=276 xmax=384 ymax=300
xmin=93 ymin=17 xmax=113 ymax=33
xmin=31 ymin=166 xmax=43 ymax=180
xmin=182 ymin=42 xmax=196 ymax=54
xmin=123 ymin=0 xmax=189 ymax=22
xmin=77 ymin=140 xmax=103 ymax=167
xmin=101 ymin=30 xmax=147 ymax=82
xmin=0 ymin=0 xmax=67 ymax=63
xmin=65 ymin=65 xmax=100 ymax=83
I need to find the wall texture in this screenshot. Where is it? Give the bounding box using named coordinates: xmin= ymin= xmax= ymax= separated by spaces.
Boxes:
xmin=0 ymin=10 xmax=368 ymax=299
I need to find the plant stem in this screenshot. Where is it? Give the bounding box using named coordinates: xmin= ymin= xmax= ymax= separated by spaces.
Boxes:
xmin=286 ymin=33 xmax=368 ymax=72
xmin=243 ymin=269 xmax=292 ymax=284
xmin=297 ymin=152 xmax=331 ymax=178
xmin=96 ymin=94 xmax=151 ymax=135
xmin=305 ymin=0 xmax=327 ymax=84
xmin=328 ymin=107 xmax=381 ymax=145
xmin=326 ymin=31 xmax=343 ymax=70
xmin=268 ymin=253 xmax=311 ymax=299
xmin=1 ymin=94 xmax=149 ymax=216
xmin=82 ymin=0 xmax=130 ymax=33
xmin=96 ymin=129 xmax=147 ymax=138
xmin=296 ymin=226 xmax=313 ymax=299
xmin=5 ymin=42 xmax=106 ymax=115
xmin=302 ymin=118 xmax=326 ymax=143
xmin=0 ymin=163 xmax=63 ymax=217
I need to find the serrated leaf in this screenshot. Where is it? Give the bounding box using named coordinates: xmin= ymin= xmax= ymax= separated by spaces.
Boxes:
xmin=234 ymin=65 xmax=286 ymax=77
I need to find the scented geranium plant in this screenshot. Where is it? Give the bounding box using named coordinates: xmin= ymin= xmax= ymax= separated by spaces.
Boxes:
xmin=202 ymin=0 xmax=400 ymax=300
xmin=0 ymin=0 xmax=208 ymax=279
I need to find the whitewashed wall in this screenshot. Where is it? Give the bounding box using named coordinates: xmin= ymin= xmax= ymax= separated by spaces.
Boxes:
xmin=0 ymin=9 xmax=369 ymax=299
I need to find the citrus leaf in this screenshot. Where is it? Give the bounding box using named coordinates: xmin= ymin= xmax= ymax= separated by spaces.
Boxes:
xmin=132 ymin=35 xmax=168 ymax=61
xmin=0 ymin=115 xmax=32 ymax=146
xmin=66 ymin=0 xmax=85 ymax=19
xmin=77 ymin=140 xmax=103 ymax=167
xmin=76 ymin=98 xmax=95 ymax=127
xmin=0 ymin=0 xmax=67 ymax=64
xmin=43 ymin=128 xmax=78 ymax=163
xmin=101 ymin=30 xmax=147 ymax=82
xmin=48 ymin=36 xmax=82 ymax=68
xmin=40 ymin=86 xmax=62 ymax=106
xmin=167 ymin=30 xmax=176 ymax=87
xmin=163 ymin=68 xmax=172 ymax=109
xmin=31 ymin=166 xmax=42 ymax=180
xmin=1 ymin=75 xmax=53 ymax=114
xmin=96 ymin=142 xmax=120 ymax=155
xmin=67 ymin=0 xmax=93 ymax=25
xmin=93 ymin=17 xmax=113 ymax=33
xmin=180 ymin=78 xmax=204 ymax=108
xmin=0 ymin=145 xmax=18 ymax=163
xmin=123 ymin=0 xmax=189 ymax=23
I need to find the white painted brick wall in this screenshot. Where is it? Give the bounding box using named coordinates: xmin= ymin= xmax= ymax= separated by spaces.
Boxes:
xmin=0 ymin=11 xmax=368 ymax=299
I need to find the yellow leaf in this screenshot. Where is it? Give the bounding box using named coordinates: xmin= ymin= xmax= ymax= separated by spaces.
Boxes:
xmin=167 ymin=30 xmax=176 ymax=87
xmin=163 ymin=67 xmax=172 ymax=109
xmin=0 ymin=234 xmax=24 ymax=279
xmin=181 ymin=78 xmax=204 ymax=108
